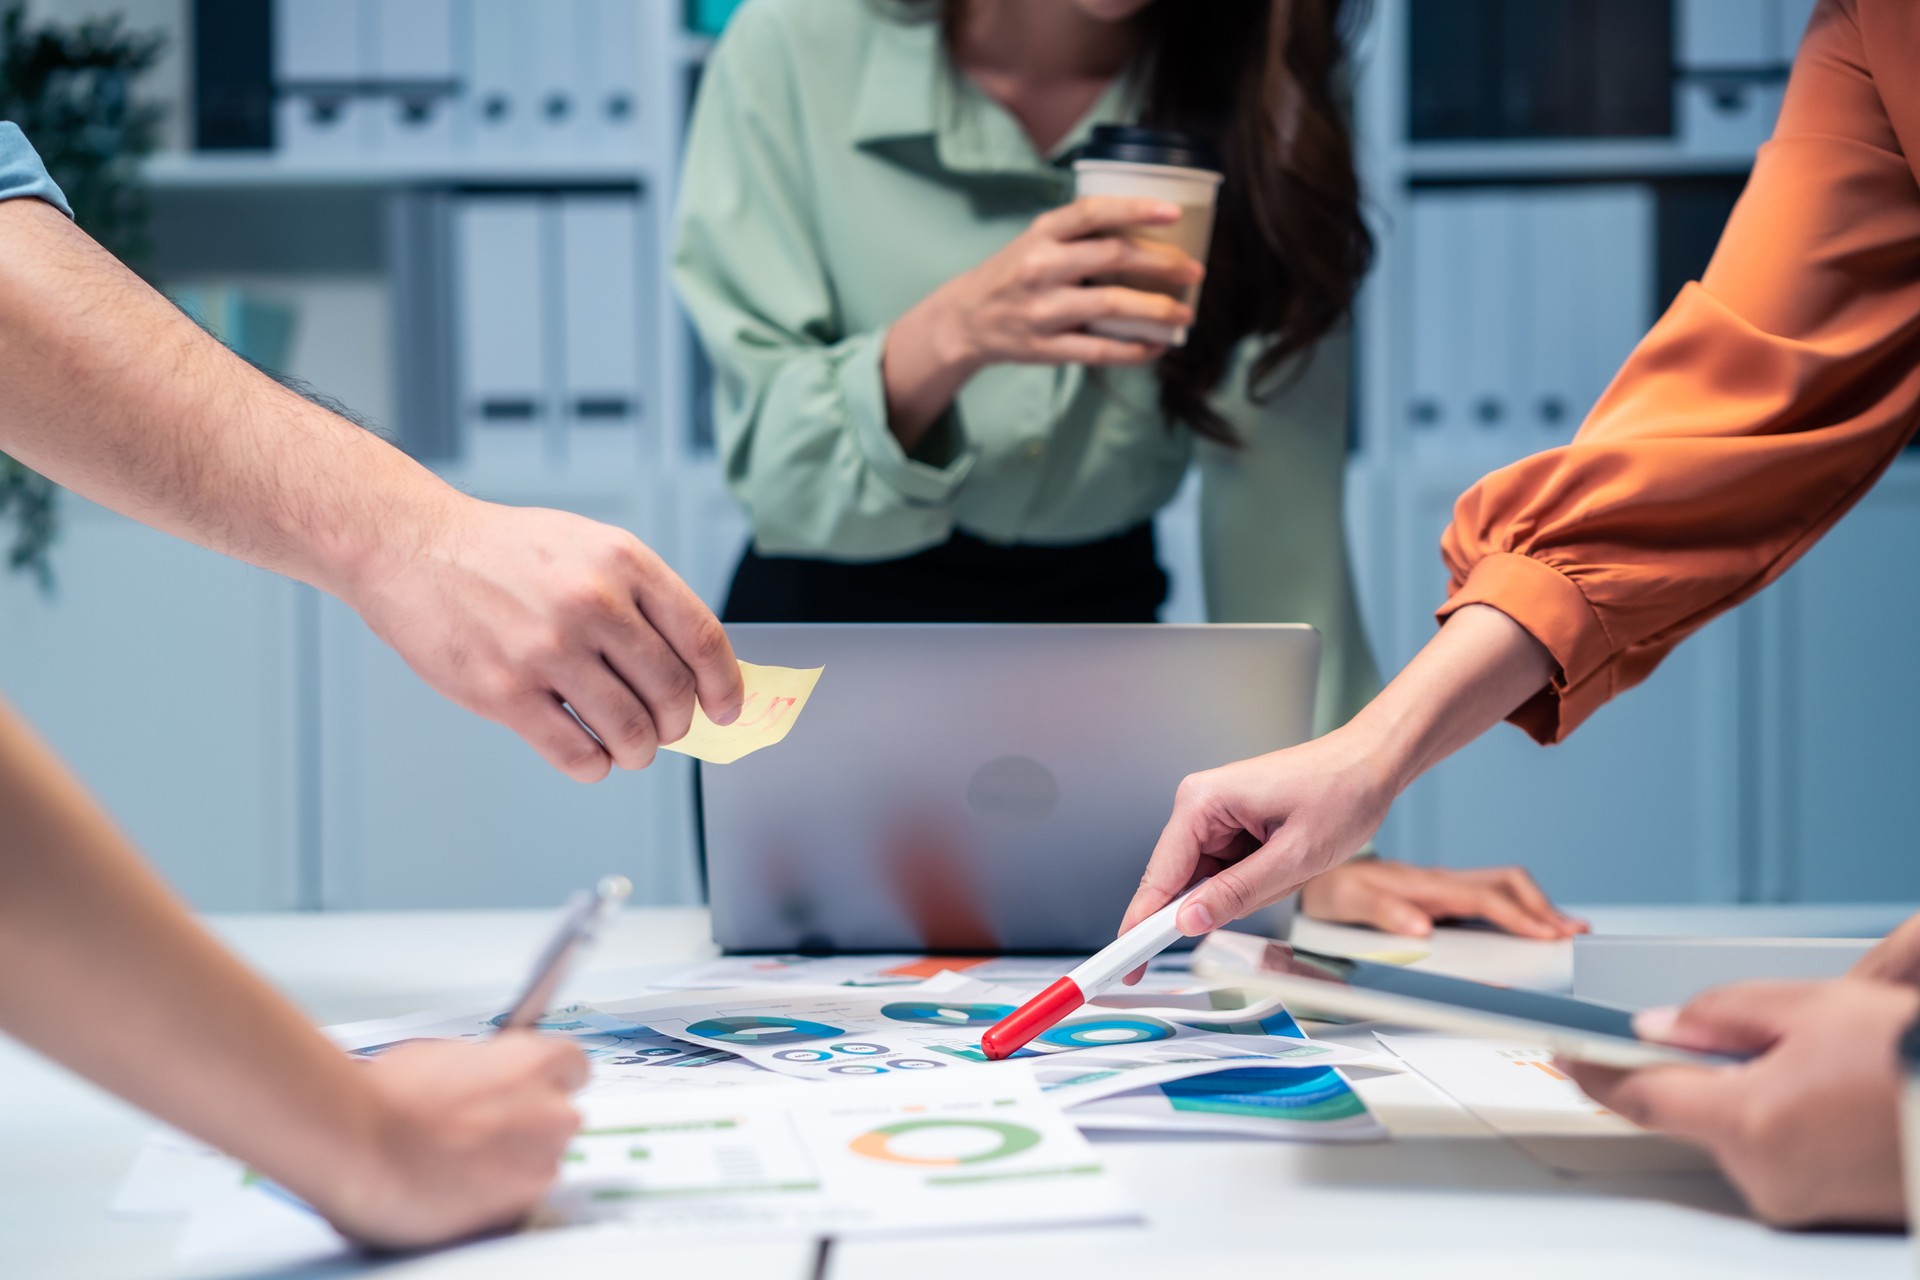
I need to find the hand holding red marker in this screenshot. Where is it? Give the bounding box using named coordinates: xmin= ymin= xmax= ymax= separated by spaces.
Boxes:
xmin=980 ymin=879 xmax=1210 ymax=1060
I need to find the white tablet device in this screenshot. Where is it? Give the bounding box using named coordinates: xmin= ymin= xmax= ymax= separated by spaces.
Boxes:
xmin=1191 ymin=931 xmax=1736 ymax=1069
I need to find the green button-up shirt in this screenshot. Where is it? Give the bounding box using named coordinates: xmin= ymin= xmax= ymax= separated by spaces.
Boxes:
xmin=673 ymin=0 xmax=1378 ymax=731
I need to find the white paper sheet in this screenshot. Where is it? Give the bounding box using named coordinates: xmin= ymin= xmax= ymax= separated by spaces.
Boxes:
xmin=1374 ymin=1034 xmax=1715 ymax=1174
xmin=173 ymin=1177 xmax=345 ymax=1271
xmin=1029 ymin=1032 xmax=1396 ymax=1107
xmin=606 ymin=980 xmax=1312 ymax=1082
xmin=171 ymin=1064 xmax=1137 ymax=1266
xmin=326 ymin=1001 xmax=775 ymax=1095
xmin=110 ymin=1129 xmax=246 ymax=1217
xmin=1068 ymin=1062 xmax=1387 ymax=1141
xmin=652 ymin=953 xmax=1201 ymax=994
xmin=551 ymin=1068 xmax=1137 ymax=1241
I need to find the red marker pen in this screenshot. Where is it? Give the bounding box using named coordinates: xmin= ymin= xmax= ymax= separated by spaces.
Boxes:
xmin=980 ymin=880 xmax=1209 ymax=1060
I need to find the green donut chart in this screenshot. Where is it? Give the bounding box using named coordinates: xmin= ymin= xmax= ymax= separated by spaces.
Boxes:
xmin=847 ymin=1118 xmax=1043 ymax=1166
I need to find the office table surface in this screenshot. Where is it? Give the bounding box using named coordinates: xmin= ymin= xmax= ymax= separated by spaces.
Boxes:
xmin=2 ymin=904 xmax=1912 ymax=1279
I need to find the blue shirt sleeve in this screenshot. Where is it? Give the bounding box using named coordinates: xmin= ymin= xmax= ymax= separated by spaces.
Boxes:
xmin=0 ymin=123 xmax=74 ymax=218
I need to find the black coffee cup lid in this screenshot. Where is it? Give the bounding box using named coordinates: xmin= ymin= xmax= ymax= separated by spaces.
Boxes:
xmin=1077 ymin=124 xmax=1222 ymax=173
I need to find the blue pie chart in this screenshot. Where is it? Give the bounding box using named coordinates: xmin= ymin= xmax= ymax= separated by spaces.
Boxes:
xmin=686 ymin=1015 xmax=845 ymax=1045
xmin=1038 ymin=1015 xmax=1177 ymax=1048
xmin=880 ymin=1001 xmax=1014 ymax=1027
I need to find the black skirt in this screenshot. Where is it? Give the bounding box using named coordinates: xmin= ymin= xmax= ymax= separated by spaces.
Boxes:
xmin=720 ymin=523 xmax=1168 ymax=624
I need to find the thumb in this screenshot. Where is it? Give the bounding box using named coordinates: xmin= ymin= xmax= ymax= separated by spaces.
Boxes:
xmin=1560 ymin=1060 xmax=1736 ymax=1147
xmin=1176 ymin=865 xmax=1259 ymax=935
xmin=1641 ymin=980 xmax=1815 ymax=1056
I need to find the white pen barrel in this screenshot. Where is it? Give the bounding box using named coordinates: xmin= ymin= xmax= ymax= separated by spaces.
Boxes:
xmin=1069 ymin=888 xmax=1196 ymax=992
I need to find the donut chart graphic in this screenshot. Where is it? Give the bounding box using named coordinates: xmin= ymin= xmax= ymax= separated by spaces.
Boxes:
xmin=1038 ymin=1015 xmax=1177 ymax=1049
xmin=829 ymin=1064 xmax=887 ymax=1075
xmin=487 ymin=1004 xmax=597 ymax=1034
xmin=886 ymin=1059 xmax=943 ymax=1070
xmin=880 ymin=1001 xmax=1015 ymax=1027
xmin=685 ymin=1015 xmax=845 ymax=1046
xmin=829 ymin=1042 xmax=889 ymax=1056
xmin=773 ymin=1049 xmax=834 ymax=1063
xmin=848 ymin=1118 xmax=1043 ymax=1166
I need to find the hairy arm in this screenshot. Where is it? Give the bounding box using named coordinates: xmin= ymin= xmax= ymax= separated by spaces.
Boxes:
xmin=0 ymin=198 xmax=428 ymax=593
xmin=0 ymin=197 xmax=742 ymax=779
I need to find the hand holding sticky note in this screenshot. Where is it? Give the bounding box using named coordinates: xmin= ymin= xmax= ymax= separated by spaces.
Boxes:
xmin=661 ymin=660 xmax=823 ymax=764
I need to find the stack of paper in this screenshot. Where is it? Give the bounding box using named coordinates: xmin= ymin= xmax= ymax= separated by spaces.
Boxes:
xmin=1376 ymin=1034 xmax=1714 ymax=1174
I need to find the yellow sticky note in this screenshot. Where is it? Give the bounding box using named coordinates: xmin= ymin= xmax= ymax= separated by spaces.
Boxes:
xmin=662 ymin=661 xmax=823 ymax=765
xmin=1356 ymin=950 xmax=1430 ymax=966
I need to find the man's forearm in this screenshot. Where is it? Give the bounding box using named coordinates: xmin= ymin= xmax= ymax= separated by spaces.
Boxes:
xmin=0 ymin=198 xmax=443 ymax=599
xmin=1344 ymin=603 xmax=1557 ymax=790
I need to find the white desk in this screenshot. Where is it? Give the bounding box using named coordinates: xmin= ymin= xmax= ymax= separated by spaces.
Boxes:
xmin=1 ymin=905 xmax=1909 ymax=1279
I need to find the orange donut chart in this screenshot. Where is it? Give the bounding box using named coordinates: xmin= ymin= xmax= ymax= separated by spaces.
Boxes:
xmin=846 ymin=1118 xmax=1043 ymax=1166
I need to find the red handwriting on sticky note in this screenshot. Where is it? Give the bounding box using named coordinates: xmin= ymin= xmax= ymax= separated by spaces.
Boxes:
xmin=661 ymin=661 xmax=824 ymax=765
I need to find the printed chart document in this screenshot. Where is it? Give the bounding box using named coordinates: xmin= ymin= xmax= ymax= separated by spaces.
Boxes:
xmin=1376 ymin=1034 xmax=1714 ymax=1174
xmin=1064 ymin=1007 xmax=1386 ymax=1142
xmin=654 ymin=952 xmax=1199 ymax=992
xmin=325 ymin=1002 xmax=773 ymax=1096
xmin=607 ymin=979 xmax=1367 ymax=1083
xmin=554 ymin=1068 xmax=1137 ymax=1240
xmin=117 ymin=972 xmax=1396 ymax=1265
xmin=1029 ymin=1032 xmax=1396 ymax=1108
xmin=662 ymin=660 xmax=823 ymax=764
xmin=165 ymin=1067 xmax=1136 ymax=1268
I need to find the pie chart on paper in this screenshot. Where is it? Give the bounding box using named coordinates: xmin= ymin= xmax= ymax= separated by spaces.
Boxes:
xmin=879 ymin=1001 xmax=1015 ymax=1027
xmin=847 ymin=1118 xmax=1043 ymax=1166
xmin=685 ymin=1015 xmax=845 ymax=1045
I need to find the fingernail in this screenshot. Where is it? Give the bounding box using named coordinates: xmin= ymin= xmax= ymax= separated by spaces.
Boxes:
xmin=1634 ymin=1006 xmax=1679 ymax=1041
xmin=1178 ymin=901 xmax=1214 ymax=935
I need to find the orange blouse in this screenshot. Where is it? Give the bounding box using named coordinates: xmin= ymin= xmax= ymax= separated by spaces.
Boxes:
xmin=1440 ymin=0 xmax=1920 ymax=744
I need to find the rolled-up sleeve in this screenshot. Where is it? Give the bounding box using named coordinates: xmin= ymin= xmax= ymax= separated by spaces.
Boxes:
xmin=1438 ymin=0 xmax=1920 ymax=744
xmin=0 ymin=124 xmax=72 ymax=217
xmin=671 ymin=8 xmax=974 ymax=560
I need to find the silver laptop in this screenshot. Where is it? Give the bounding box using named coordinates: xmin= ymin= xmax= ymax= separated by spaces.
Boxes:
xmin=700 ymin=624 xmax=1318 ymax=954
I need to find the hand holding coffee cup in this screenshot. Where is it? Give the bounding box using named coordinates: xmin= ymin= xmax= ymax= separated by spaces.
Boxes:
xmin=1072 ymin=125 xmax=1224 ymax=348
xmin=920 ymin=195 xmax=1203 ymax=370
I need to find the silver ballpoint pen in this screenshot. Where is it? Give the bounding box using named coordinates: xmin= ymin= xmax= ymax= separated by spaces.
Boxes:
xmin=496 ymin=875 xmax=633 ymax=1034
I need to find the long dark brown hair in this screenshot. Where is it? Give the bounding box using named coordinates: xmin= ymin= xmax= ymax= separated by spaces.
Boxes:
xmin=944 ymin=0 xmax=1373 ymax=443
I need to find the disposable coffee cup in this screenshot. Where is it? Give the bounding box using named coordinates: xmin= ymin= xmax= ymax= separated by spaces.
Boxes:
xmin=1072 ymin=124 xmax=1224 ymax=348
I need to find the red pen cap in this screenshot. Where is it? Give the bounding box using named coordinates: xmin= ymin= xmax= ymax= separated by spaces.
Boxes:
xmin=980 ymin=976 xmax=1085 ymax=1060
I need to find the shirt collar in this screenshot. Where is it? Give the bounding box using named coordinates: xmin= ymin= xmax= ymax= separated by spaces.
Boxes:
xmin=850 ymin=12 xmax=1138 ymax=181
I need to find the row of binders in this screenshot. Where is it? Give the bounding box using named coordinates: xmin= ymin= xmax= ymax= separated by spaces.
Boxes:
xmin=200 ymin=0 xmax=650 ymax=157
xmin=1401 ymin=186 xmax=1654 ymax=460
xmin=1407 ymin=0 xmax=1816 ymax=156
xmin=455 ymin=193 xmax=654 ymax=473
xmin=1674 ymin=0 xmax=1819 ymax=159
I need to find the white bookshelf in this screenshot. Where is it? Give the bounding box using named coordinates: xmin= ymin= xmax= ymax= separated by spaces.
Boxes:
xmin=1347 ymin=0 xmax=1920 ymax=904
xmin=143 ymin=151 xmax=661 ymax=190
